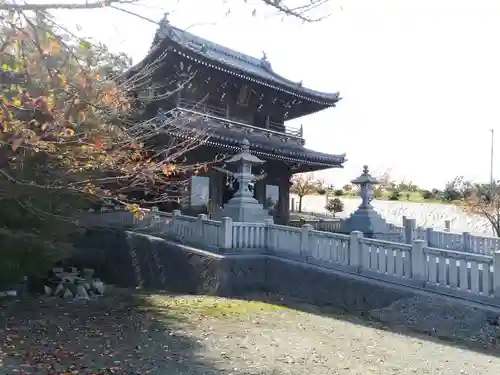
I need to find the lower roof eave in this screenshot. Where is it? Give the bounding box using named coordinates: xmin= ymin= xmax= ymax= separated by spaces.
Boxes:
xmin=154 ymin=124 xmax=346 ymax=168
xmin=293 ymin=163 xmax=345 ymax=174
xmin=203 ymin=137 xmax=345 ymax=168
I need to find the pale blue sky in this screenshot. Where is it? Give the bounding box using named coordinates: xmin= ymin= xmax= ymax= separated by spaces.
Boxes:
xmin=51 ymin=0 xmax=500 ymax=189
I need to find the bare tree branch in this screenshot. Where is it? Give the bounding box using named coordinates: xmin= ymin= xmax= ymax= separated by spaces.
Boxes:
xmin=0 ymin=0 xmax=331 ymax=21
xmin=0 ymin=0 xmax=136 ymax=11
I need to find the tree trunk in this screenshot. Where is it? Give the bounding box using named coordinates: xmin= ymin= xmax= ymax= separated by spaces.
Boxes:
xmin=298 ymin=196 xmax=303 ymax=212
xmin=494 ymin=223 xmax=500 ymax=238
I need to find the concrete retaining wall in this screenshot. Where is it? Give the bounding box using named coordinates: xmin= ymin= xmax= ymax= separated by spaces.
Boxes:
xmin=74 ymin=228 xmax=413 ymax=311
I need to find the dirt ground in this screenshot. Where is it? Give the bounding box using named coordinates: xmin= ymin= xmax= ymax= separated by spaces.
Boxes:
xmin=1 ymin=288 xmax=499 ymax=375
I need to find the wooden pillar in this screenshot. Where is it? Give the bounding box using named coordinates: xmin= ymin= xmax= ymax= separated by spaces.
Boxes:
xmin=279 ymin=172 xmax=291 ymax=225
xmin=266 ymin=163 xmax=290 ymax=225
xmin=208 ymin=169 xmax=223 ymax=215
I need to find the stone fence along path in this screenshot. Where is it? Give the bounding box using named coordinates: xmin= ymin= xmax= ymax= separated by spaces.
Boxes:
xmin=296 ymin=194 xmax=496 ymax=236
xmin=93 ymin=208 xmax=500 ymax=309
xmin=289 ymin=216 xmax=500 ymax=255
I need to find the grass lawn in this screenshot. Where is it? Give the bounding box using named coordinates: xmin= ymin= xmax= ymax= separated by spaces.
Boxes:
xmin=323 ymin=190 xmax=456 ymax=205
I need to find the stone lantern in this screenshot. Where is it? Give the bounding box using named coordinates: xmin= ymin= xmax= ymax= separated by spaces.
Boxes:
xmin=351 ymin=165 xmax=379 ymax=209
xmin=339 ymin=165 xmax=399 ymax=240
xmin=214 ymin=139 xmax=272 ymax=222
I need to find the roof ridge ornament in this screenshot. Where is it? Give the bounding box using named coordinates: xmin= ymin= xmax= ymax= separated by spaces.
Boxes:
xmin=260 ymin=50 xmax=272 ymax=71
xmin=161 ymin=12 xmax=170 ymax=24
xmin=241 ymin=138 xmax=250 ymax=151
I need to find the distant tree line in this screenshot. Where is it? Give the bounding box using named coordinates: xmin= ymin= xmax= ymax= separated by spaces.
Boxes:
xmin=291 ymin=170 xmax=495 ymax=205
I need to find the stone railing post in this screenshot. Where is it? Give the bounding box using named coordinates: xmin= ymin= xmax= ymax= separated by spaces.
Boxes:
xmin=411 ymin=240 xmax=426 ymax=281
xmin=147 ymin=206 xmax=159 ymax=228
xmin=171 ymin=209 xmax=181 ymax=236
xmin=197 ymin=214 xmax=207 ymax=243
xmin=462 ymin=232 xmax=471 ymax=252
xmin=404 ymin=218 xmax=416 ymax=244
xmin=494 ymin=251 xmax=500 ymax=298
xmin=425 ymin=228 xmax=434 ymax=247
xmin=349 ymin=231 xmax=363 ymax=269
xmin=300 ymin=224 xmax=312 ymax=257
xmin=444 ymin=220 xmax=451 ymax=232
xmin=219 ymin=217 xmax=233 ymax=251
xmin=264 ymin=218 xmax=274 ymax=252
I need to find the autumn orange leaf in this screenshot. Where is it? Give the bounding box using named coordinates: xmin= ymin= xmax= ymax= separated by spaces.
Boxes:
xmin=162 ymin=164 xmax=177 ymax=176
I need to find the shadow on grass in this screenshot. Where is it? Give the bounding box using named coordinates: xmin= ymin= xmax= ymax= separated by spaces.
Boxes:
xmin=240 ymin=291 xmax=500 ymax=358
xmin=0 ymin=288 xmax=289 ymax=375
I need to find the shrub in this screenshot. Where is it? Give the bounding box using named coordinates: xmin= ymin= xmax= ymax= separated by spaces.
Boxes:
xmin=334 ymin=189 xmax=344 ymax=196
xmin=316 ymin=188 xmax=327 ymax=195
xmin=421 ymin=190 xmax=434 ymax=199
xmin=388 ymin=191 xmax=401 ymax=201
xmin=373 ymin=187 xmax=383 ymax=199
xmin=405 ymin=192 xmax=411 ymax=200
xmin=325 ymin=198 xmax=344 ymax=216
xmin=443 ymin=188 xmax=462 ymax=202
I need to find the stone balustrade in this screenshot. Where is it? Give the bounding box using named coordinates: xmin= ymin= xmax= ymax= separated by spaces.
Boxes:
xmin=93 ymin=207 xmax=500 ymax=305
xmin=400 ymin=217 xmax=500 ymax=255
xmin=290 ymin=215 xmax=500 ymax=255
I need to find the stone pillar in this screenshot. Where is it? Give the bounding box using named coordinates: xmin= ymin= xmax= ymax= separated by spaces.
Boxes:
xmin=264 ymin=218 xmax=274 ymax=252
xmin=444 ymin=220 xmax=451 ymax=232
xmin=219 ymin=217 xmax=233 ymax=251
xmin=411 ymin=240 xmax=426 ymax=281
xmin=462 ymin=232 xmax=471 ymax=252
xmin=349 ymin=231 xmax=363 ymax=268
xmin=425 ymin=227 xmax=434 ymax=247
xmin=300 ymin=224 xmax=312 ymax=257
xmin=494 ymin=251 xmax=500 ymax=298
xmin=404 ymin=218 xmax=416 ymax=244
xmin=197 ymin=214 xmax=207 ymax=243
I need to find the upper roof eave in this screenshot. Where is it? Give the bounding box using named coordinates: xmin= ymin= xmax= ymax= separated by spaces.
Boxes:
xmin=150 ymin=19 xmax=340 ymax=106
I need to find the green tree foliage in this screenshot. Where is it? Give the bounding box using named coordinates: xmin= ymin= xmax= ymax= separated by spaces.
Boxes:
xmin=443 ymin=176 xmax=472 ymax=202
xmin=388 ymin=191 xmax=401 ymax=201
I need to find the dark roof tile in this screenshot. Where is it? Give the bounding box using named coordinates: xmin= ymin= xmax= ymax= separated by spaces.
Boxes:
xmin=151 ymin=17 xmax=340 ymax=105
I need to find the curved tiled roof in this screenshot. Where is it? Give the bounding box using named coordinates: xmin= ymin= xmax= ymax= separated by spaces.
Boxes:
xmin=151 ymin=17 xmax=340 ymax=106
xmin=156 ymin=111 xmax=345 ymax=168
xmin=205 ymin=126 xmax=345 ymax=167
